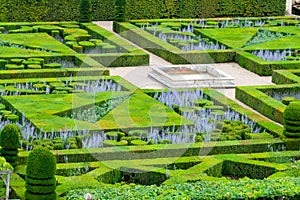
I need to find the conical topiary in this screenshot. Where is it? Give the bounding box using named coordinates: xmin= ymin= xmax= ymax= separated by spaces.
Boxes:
xmin=0 ymin=124 xmax=20 ymax=167
xmin=78 ymin=0 xmax=92 ymax=22
xmin=283 ymin=102 xmax=300 ymax=138
xmin=25 ymin=147 xmax=57 ymax=200
xmin=115 ymin=0 xmax=126 ymax=22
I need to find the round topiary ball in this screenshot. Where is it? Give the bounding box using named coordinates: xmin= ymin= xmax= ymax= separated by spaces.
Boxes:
xmin=26 ymin=147 xmax=56 ymax=180
xmin=0 ymin=123 xmax=21 ymax=150
xmin=284 ymin=102 xmax=300 ymax=138
xmin=283 ymin=102 xmax=300 ymax=121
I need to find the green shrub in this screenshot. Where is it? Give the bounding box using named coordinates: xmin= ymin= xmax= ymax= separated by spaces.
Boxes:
xmin=115 ymin=0 xmax=126 ymax=22
xmin=26 ymin=147 xmax=56 ymax=179
xmin=284 ymin=102 xmax=300 ymax=138
xmin=0 ymin=124 xmax=20 ymax=167
xmin=282 ymin=96 xmax=295 ymax=105
xmin=0 ymin=124 xmax=21 ymax=150
xmin=106 ymin=131 xmax=126 ymax=141
xmin=78 ymin=0 xmax=92 ymax=22
xmin=103 ymin=140 xmax=128 ymax=147
xmin=0 ymin=156 xmax=13 ymax=172
xmin=130 ymin=139 xmax=147 ymax=146
xmin=128 ymin=129 xmax=147 ymax=138
xmin=25 ymin=147 xmax=56 ymax=200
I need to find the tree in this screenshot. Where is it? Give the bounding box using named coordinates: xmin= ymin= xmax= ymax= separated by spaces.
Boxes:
xmin=78 ymin=0 xmax=92 ymax=22
xmin=115 ymin=0 xmax=126 ymax=22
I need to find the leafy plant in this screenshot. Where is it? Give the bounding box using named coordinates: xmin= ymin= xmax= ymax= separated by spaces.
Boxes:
xmin=0 ymin=124 xmax=21 ymax=167
xmin=283 ymin=102 xmax=300 ymax=138
xmin=115 ymin=0 xmax=126 ymax=22
xmin=78 ymin=0 xmax=92 ymax=22
xmin=65 ymin=177 xmax=300 ymax=200
xmin=25 ymin=147 xmax=56 ymax=200
xmin=245 ymin=30 xmax=290 ymax=47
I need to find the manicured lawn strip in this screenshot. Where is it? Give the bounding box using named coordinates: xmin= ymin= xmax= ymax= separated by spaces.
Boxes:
xmin=0 ymin=33 xmax=75 ymax=54
xmin=2 ymin=91 xmax=132 ymax=132
xmin=98 ymin=92 xmax=193 ymax=130
xmin=272 ymin=69 xmax=300 ymax=84
xmin=196 ymin=27 xmax=258 ymax=48
xmin=243 ymin=35 xmax=300 ymax=50
xmin=263 ymin=26 xmax=300 ymax=35
xmin=235 ymin=84 xmax=300 ymax=124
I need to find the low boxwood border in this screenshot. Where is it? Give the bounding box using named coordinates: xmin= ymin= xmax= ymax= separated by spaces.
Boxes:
xmin=272 ymin=69 xmax=300 ymax=84
xmin=113 ymin=21 xmax=236 ymax=65
xmin=114 ymin=18 xmax=300 ymax=75
xmin=235 ymin=84 xmax=300 ymax=124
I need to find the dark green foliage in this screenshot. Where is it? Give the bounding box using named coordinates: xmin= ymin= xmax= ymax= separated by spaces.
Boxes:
xmin=282 ymin=96 xmax=295 ymax=105
xmin=222 ymin=160 xmax=276 ymax=179
xmin=220 ymin=120 xmax=252 ymax=141
xmin=0 ymin=124 xmax=20 ymax=167
xmin=78 ymin=0 xmax=92 ymax=22
xmin=25 ymin=147 xmax=56 ymax=199
xmin=284 ymin=102 xmax=300 ymax=138
xmin=0 ymin=124 xmax=20 ymax=149
xmin=0 ymin=0 xmax=285 ymax=22
xmin=26 ymin=147 xmax=56 ymax=180
xmin=65 ymin=177 xmax=300 ymax=199
xmin=115 ymin=0 xmax=126 ymax=22
xmin=25 ymin=191 xmax=56 ymax=200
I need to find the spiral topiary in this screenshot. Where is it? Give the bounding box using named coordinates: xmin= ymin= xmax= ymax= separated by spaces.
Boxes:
xmin=0 ymin=124 xmax=21 ymax=167
xmin=78 ymin=0 xmax=92 ymax=22
xmin=25 ymin=147 xmax=56 ymax=200
xmin=283 ymin=102 xmax=300 ymax=138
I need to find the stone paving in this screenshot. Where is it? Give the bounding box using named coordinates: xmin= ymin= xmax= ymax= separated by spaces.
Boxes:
xmin=93 ymin=21 xmax=274 ymax=100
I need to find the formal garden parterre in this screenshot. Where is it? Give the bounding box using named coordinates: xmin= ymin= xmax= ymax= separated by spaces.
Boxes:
xmin=0 ymin=4 xmax=299 ymax=199
xmin=114 ymin=16 xmax=300 ymax=75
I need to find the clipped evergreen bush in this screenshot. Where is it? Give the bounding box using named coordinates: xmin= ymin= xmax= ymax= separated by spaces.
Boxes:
xmin=25 ymin=147 xmax=56 ymax=200
xmin=0 ymin=124 xmax=21 ymax=167
xmin=283 ymin=102 xmax=300 ymax=138
xmin=115 ymin=0 xmax=126 ymax=22
xmin=78 ymin=0 xmax=92 ymax=22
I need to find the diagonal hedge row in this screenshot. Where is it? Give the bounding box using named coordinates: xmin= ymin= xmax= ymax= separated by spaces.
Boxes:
xmin=114 ymin=16 xmax=300 ymax=76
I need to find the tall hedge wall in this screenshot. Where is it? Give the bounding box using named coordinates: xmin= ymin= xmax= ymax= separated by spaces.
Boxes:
xmin=0 ymin=0 xmax=285 ymax=22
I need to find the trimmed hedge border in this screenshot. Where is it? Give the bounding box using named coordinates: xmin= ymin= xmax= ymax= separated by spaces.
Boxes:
xmin=235 ymin=84 xmax=300 ymax=124
xmin=236 ymin=52 xmax=300 ymax=76
xmin=18 ymin=138 xmax=285 ymax=164
xmin=0 ymin=0 xmax=286 ymax=22
xmin=272 ymin=69 xmax=300 ymax=84
xmin=114 ymin=18 xmax=300 ymax=75
xmin=114 ymin=21 xmax=236 ymax=65
xmin=82 ymin=23 xmax=149 ymax=67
